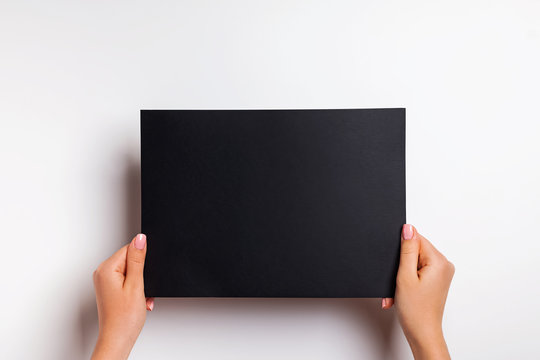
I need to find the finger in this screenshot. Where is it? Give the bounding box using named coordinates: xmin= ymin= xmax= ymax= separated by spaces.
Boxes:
xmin=124 ymin=233 xmax=147 ymax=290
xmin=381 ymin=297 xmax=394 ymax=309
xmin=397 ymin=224 xmax=420 ymax=281
xmin=146 ymin=297 xmax=155 ymax=311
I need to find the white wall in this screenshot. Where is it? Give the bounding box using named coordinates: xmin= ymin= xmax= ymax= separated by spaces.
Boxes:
xmin=1 ymin=1 xmax=539 ymax=359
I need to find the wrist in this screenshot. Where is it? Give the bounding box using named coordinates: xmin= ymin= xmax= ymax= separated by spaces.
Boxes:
xmin=405 ymin=327 xmax=450 ymax=360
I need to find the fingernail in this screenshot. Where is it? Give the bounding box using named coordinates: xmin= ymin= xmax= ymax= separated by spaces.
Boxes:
xmin=148 ymin=299 xmax=154 ymax=311
xmin=402 ymin=224 xmax=413 ymax=240
xmin=381 ymin=298 xmax=386 ymax=308
xmin=134 ymin=233 xmax=146 ymax=250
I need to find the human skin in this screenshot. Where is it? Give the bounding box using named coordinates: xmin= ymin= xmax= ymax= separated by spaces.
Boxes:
xmin=91 ymin=225 xmax=454 ymax=359
xmin=91 ymin=234 xmax=154 ymax=360
xmin=382 ymin=224 xmax=455 ymax=359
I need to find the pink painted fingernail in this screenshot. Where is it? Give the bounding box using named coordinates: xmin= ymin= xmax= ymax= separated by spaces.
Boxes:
xmin=148 ymin=299 xmax=154 ymax=311
xmin=382 ymin=298 xmax=387 ymax=308
xmin=134 ymin=233 xmax=146 ymax=250
xmin=402 ymin=224 xmax=413 ymax=240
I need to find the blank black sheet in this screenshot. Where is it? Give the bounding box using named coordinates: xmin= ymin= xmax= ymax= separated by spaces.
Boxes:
xmin=141 ymin=109 xmax=405 ymax=298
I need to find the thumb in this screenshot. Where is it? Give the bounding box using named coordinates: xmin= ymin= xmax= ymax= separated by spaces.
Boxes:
xmin=125 ymin=233 xmax=147 ymax=290
xmin=397 ymin=224 xmax=420 ymax=282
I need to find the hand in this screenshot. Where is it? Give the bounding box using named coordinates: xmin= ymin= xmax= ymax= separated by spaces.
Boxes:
xmin=91 ymin=234 xmax=154 ymax=360
xmin=382 ymin=224 xmax=455 ymax=360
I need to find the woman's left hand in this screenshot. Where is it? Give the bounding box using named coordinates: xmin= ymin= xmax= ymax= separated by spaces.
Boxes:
xmin=91 ymin=234 xmax=154 ymax=360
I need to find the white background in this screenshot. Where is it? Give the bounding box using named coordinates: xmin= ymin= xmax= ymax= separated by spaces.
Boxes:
xmin=1 ymin=1 xmax=539 ymax=359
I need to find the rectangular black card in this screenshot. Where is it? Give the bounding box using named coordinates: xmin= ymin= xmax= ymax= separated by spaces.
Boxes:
xmin=141 ymin=109 xmax=405 ymax=297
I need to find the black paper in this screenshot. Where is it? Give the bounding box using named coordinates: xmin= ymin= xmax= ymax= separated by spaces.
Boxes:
xmin=141 ymin=109 xmax=405 ymax=298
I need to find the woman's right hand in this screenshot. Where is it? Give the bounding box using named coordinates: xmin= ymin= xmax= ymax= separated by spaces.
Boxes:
xmin=383 ymin=224 xmax=455 ymax=360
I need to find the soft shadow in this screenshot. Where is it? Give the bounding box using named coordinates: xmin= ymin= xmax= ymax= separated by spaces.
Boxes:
xmin=122 ymin=153 xmax=142 ymax=242
xmin=152 ymin=297 xmax=397 ymax=359
xmin=344 ymin=298 xmax=398 ymax=359
xmin=76 ymin=153 xmax=141 ymax=359
xmin=77 ymin=291 xmax=99 ymax=359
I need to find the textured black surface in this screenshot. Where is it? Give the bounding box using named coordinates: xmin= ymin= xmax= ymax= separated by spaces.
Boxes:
xmin=141 ymin=109 xmax=405 ymax=297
